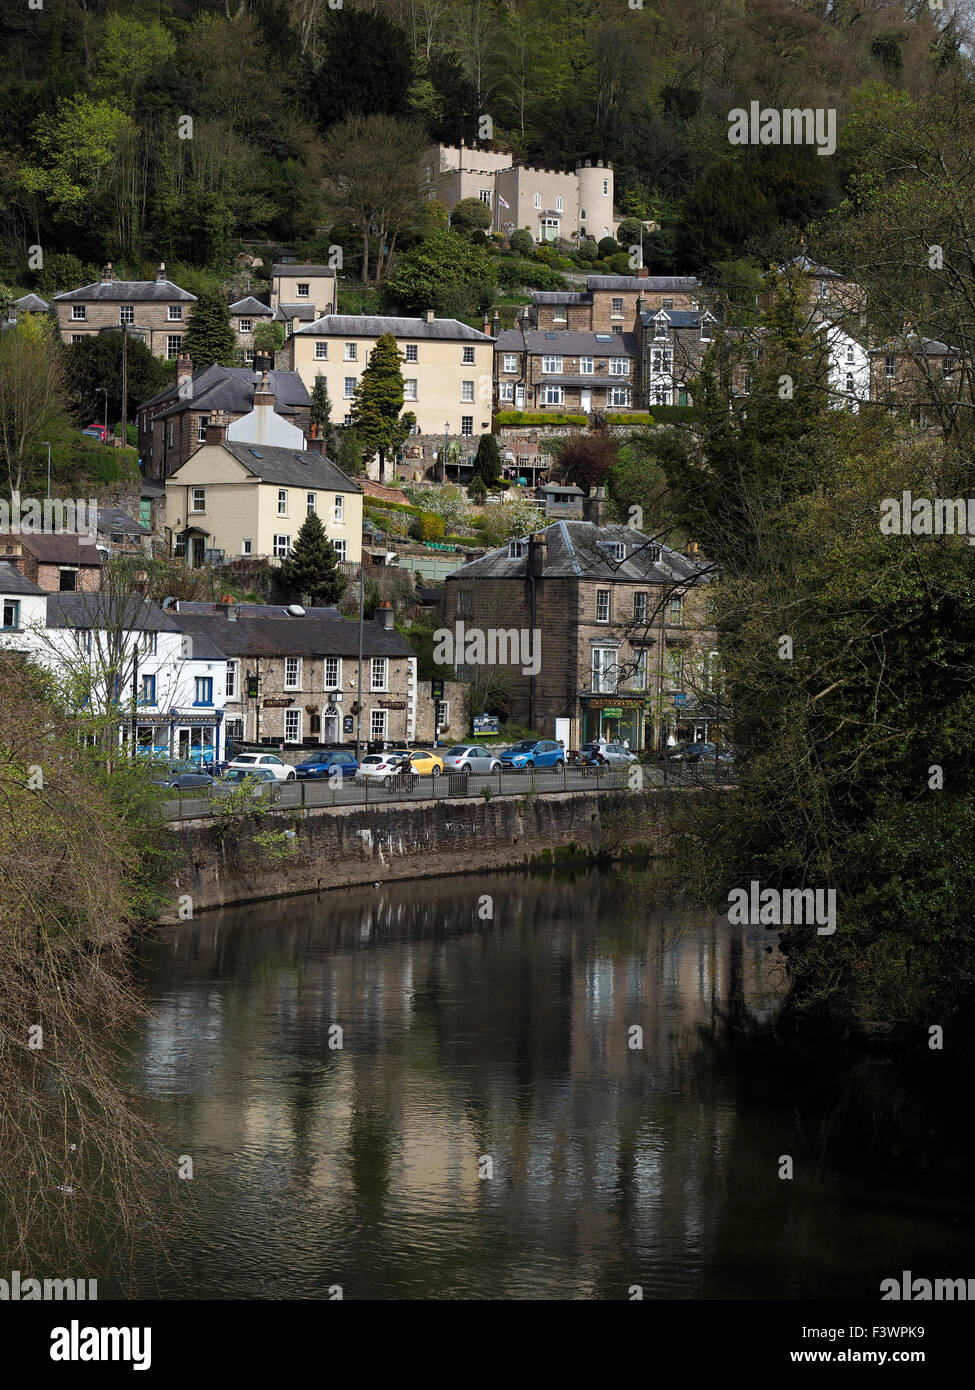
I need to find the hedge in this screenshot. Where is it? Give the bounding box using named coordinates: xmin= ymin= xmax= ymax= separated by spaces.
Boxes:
xmin=494 ymin=411 xmax=588 ymax=426
xmin=648 ymin=404 xmax=699 ymax=423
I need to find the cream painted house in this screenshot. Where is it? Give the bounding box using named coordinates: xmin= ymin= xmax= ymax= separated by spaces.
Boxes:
xmin=166 ymin=422 xmax=363 ymax=568
xmin=284 ymin=312 xmax=494 ymax=438
xmin=269 ymin=263 xmax=337 ymax=326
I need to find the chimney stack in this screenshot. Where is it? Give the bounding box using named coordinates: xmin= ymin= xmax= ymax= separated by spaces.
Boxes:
xmin=176 ymin=354 xmax=193 ymax=391
xmin=377 ymin=601 xmax=394 ymax=630
xmin=101 ymin=262 xmax=113 ymax=284
xmin=156 ymin=262 xmax=167 ymax=283
xmin=583 ymin=486 xmax=608 ymax=527
xmin=636 ymin=266 xmax=648 ymax=279
xmin=253 ymin=370 xmax=275 ymax=410
xmin=306 ymin=435 xmax=326 ymax=456
xmin=205 ymin=411 xmax=229 ymax=447
xmin=425 ymin=309 xmax=435 ymax=324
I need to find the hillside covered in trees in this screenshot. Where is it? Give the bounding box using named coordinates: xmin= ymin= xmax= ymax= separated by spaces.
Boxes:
xmin=0 ymin=0 xmax=969 ymax=291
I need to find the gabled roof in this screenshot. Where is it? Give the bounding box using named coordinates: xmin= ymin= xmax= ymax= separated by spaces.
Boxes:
xmin=96 ymin=506 xmax=150 ymax=537
xmin=494 ymin=328 xmax=638 ymax=355
xmin=14 ymin=533 xmax=103 ymax=565
xmin=47 ymin=593 xmax=179 ymax=631
xmin=587 ymin=275 xmax=701 ymax=292
xmin=228 ymin=296 xmax=273 ymax=316
xmin=175 ymin=442 xmax=363 ymax=493
xmin=293 ymin=314 xmax=492 ymax=342
xmin=448 ymin=520 xmax=710 ymax=583
xmin=640 ymin=309 xmax=707 ymax=330
xmin=532 ymin=291 xmax=591 ymax=305
xmin=54 ymin=279 xmax=196 ymax=303
xmin=13 ymin=293 xmax=49 ymax=312
xmin=0 ymin=561 xmax=44 ymax=595
xmin=869 ymin=333 xmax=954 ymax=357
xmin=174 ymin=604 xmax=412 ymax=658
xmin=779 ymin=256 xmax=845 ymax=280
xmin=140 ymin=364 xmax=311 ymax=417
xmin=271 ymin=264 xmax=336 ymax=278
xmin=274 ymin=303 xmax=318 ymax=323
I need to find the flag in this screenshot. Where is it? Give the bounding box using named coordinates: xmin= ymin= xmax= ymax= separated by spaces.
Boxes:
xmin=498 ymin=195 xmax=510 ymax=209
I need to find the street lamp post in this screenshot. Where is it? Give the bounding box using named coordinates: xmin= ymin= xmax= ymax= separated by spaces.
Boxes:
xmin=99 ymin=386 xmax=109 ymax=438
xmin=443 ymin=423 xmax=449 ymax=483
xmin=355 ymin=560 xmax=365 ymax=762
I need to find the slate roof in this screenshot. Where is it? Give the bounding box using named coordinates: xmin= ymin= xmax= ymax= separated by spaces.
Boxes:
xmin=13 ymin=293 xmax=49 ymax=312
xmin=54 ymin=279 xmax=196 ymax=303
xmin=294 ymin=314 xmax=492 ymax=342
xmin=271 ymin=264 xmax=336 ymax=278
xmin=495 ymin=328 xmax=638 ymax=356
xmin=47 ymin=593 xmax=179 ymax=630
xmin=220 ymin=443 xmax=363 ymax=493
xmin=447 ymin=520 xmax=710 ymax=585
xmin=586 ymin=275 xmax=701 ymax=292
xmin=15 ymin=533 xmax=103 ymax=565
xmin=173 ymin=604 xmax=413 ymax=658
xmin=141 ymin=364 xmax=311 ymax=417
xmin=96 ymin=506 xmax=150 ymax=537
xmin=228 ymin=296 xmax=273 ymax=316
xmin=780 ymin=256 xmax=845 ymax=280
xmin=869 ymin=335 xmax=954 ymax=357
xmin=0 ymin=561 xmax=44 ymax=595
xmin=641 ymin=309 xmax=706 ymax=329
xmin=274 ymin=303 xmax=318 ymax=323
xmin=532 ymin=292 xmax=590 ymax=305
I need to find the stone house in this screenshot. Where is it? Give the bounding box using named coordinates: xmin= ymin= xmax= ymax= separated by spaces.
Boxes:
xmin=138 ymin=358 xmax=312 ymax=480
xmin=867 ymin=334 xmax=960 ymax=424
xmin=532 ymin=273 xmax=701 ymax=334
xmin=269 ymin=263 xmax=337 ymax=330
xmin=228 ymin=296 xmax=274 ymax=363
xmin=639 ymin=307 xmax=717 ymax=407
xmin=172 ymin=599 xmax=417 ymax=750
xmin=494 ymin=328 xmax=639 ymax=416
xmin=53 ymin=263 xmax=196 ymax=358
xmin=444 ymin=497 xmax=719 ymax=753
xmin=0 ymin=532 xmax=103 ymax=593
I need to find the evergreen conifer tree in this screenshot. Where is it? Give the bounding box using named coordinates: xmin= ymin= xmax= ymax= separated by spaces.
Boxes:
xmin=277 ymin=511 xmax=345 ymax=606
xmin=181 ymin=289 xmax=237 ymax=368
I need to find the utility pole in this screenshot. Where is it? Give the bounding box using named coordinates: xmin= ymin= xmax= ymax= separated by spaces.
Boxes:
xmin=131 ymin=644 xmax=139 ymax=759
xmin=355 ymin=560 xmax=364 ymax=760
xmin=120 ymin=323 xmax=128 ymax=439
xmin=100 ymin=386 xmax=109 ymax=438
xmin=442 ymin=423 xmax=449 ymax=484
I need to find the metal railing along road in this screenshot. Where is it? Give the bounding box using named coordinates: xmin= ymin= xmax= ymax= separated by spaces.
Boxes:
xmin=163 ymin=756 xmax=737 ymax=822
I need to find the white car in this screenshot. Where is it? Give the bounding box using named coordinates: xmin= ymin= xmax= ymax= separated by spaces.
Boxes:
xmin=223 ymin=752 xmax=296 ymax=782
xmin=441 ymin=744 xmax=501 ymax=774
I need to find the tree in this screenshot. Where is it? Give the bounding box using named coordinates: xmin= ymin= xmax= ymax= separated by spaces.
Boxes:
xmin=472 ymin=431 xmax=502 ymax=485
xmin=0 ymin=318 xmax=68 ymax=507
xmin=386 ymin=229 xmax=497 ymax=317
xmin=315 ymin=7 xmax=414 ymax=127
xmin=321 ymin=114 xmax=427 ymax=285
xmin=277 ymin=510 xmax=345 ymax=606
xmin=337 ymin=427 xmax=365 ymax=477
xmin=310 ymin=374 xmax=335 ymax=453
xmin=597 ymin=236 xmax=619 ymax=258
xmin=560 ymin=428 xmax=618 ymax=492
xmin=34 ymin=253 xmax=99 ymax=298
xmin=253 ymin=321 xmax=285 ymax=356
xmin=476 ymin=497 xmax=545 ymax=547
xmin=509 ymin=228 xmax=533 ymax=257
xmin=181 ymin=290 xmax=236 ymax=369
xmin=350 ymin=333 xmax=406 ymax=481
xmin=468 ymin=474 xmax=487 ymax=505
xmin=451 ymin=197 xmax=493 ymax=232
xmin=67 ymin=332 xmax=170 ymax=430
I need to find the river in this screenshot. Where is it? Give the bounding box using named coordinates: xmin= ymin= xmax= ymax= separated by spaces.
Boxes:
xmin=117 ymin=868 xmax=970 ymax=1299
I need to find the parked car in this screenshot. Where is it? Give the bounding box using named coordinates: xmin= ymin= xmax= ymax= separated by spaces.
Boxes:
xmin=667 ymin=741 xmax=722 ymax=764
xmin=81 ymin=423 xmax=110 ymax=443
xmin=213 ymin=767 xmax=280 ymax=799
xmin=355 ymin=751 xmax=414 ymax=789
xmin=224 ymin=752 xmax=296 ymax=782
xmin=441 ymin=744 xmax=501 ymax=774
xmin=499 ymin=739 xmax=565 ymax=770
xmin=576 ymin=741 xmax=637 ymax=767
xmin=295 ymin=750 xmax=359 ymax=780
xmin=402 ymin=749 xmax=444 ymax=777
xmin=151 ymin=759 xmax=214 ymax=791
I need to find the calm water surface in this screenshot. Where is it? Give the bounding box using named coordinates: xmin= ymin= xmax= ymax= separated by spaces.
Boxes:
xmin=121 ymin=870 xmax=971 ymax=1299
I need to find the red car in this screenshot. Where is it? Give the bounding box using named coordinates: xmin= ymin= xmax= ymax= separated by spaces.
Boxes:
xmin=81 ymin=423 xmax=110 ymax=443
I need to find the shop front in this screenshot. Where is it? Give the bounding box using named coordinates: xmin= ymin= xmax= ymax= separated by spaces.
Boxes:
xmin=580 ymin=696 xmax=651 ymax=750
xmin=168 ymin=710 xmax=224 ymax=767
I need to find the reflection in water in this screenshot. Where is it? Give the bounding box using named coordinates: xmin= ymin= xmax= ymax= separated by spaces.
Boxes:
xmin=118 ymin=871 xmax=970 ymax=1299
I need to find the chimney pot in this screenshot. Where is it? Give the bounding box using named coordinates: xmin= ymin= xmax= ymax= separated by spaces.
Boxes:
xmin=377 ymin=601 xmax=395 ymax=630
xmin=156 ymin=262 xmax=167 ymax=283
xmin=425 ymin=309 xmax=435 ymax=323
xmin=101 ymin=262 xmax=113 ymax=284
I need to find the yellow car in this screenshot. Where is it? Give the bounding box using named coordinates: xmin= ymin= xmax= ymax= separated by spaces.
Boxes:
xmin=401 ymin=749 xmax=444 ymax=777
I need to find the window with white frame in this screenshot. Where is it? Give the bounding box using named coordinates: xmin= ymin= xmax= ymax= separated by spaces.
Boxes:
xmin=71 ymin=334 xmax=85 ymax=344
xmin=461 ymin=416 xmax=473 ymax=435
xmin=668 ymin=650 xmax=683 ymax=687
xmin=592 ymin=647 xmax=618 ymax=692
xmin=245 ymin=348 xmax=254 ymax=363
xmin=285 ymin=709 xmax=302 ymax=742
xmin=226 ymin=661 xmax=237 ymax=699
xmin=284 ymin=657 xmax=301 ymax=689
xmin=609 ymin=357 xmax=629 ymax=375
xmin=884 ymin=354 xmax=896 ymax=377
xmin=344 ymin=342 xmax=357 ymax=361
xmin=651 ymin=348 xmax=673 ymax=373
xmin=508 ymin=539 xmax=527 ymax=558
xmin=273 ymin=534 xmax=291 ymax=558
xmin=168 ymin=305 xmax=183 ymax=321
xmin=405 ymin=343 xmax=418 ymax=361
xmin=846 ymin=345 xmax=855 ymax=363
xmin=297 ymin=282 xmax=310 ymax=297
xmin=845 ymin=372 xmax=854 ymax=392
xmin=119 ymin=304 xmax=134 ymax=325
xmin=533 ymin=193 xmax=541 ymax=208
xmin=71 ymin=305 xmax=86 ymax=320
xmin=611 ymin=297 xmax=624 ymax=317
xmin=242 ymin=539 xmax=252 ymax=555
xmin=324 ymin=656 xmax=341 ymax=690
xmin=602 ymin=179 xmax=609 ymax=194
xmin=499 ymin=381 xmax=514 ymax=401
xmin=315 ymin=342 xmax=328 ymax=359
xmin=370 ymin=708 xmax=387 ymax=740
xmin=553 ymin=307 xmax=566 ymax=322
xmin=541 ymin=355 xmax=563 ymax=374
xmin=332 ymin=539 xmax=347 ymax=561
xmin=197 ymin=416 xmax=210 ymax=443
xmin=404 ymin=378 xmax=418 ymax=400
xmin=277 ymin=489 xmax=288 ymax=515
xmin=435 ymin=700 xmax=449 ymax=730
xmin=634 ymin=591 xmax=648 ymax=623
xmin=503 ymin=353 xmax=519 ymax=372
xmin=540 ymin=385 xmax=563 ymax=405
xmin=167 ymin=335 xmax=182 ymax=357
xmin=479 ymin=189 xmax=492 ymax=204
xmin=370 ymin=657 xmax=387 ymax=691
xmin=191 ymin=487 xmax=205 ymax=512
xmin=631 ymin=648 xmax=648 ymax=691
xmin=596 ymin=588 xmax=610 ymax=622
xmin=331 ymin=494 xmax=343 ymax=523
xmin=654 ymin=315 xmax=668 ymax=339
xmin=239 ymin=318 xmax=252 ymax=333
xmin=609 ymin=386 xmax=630 ymax=407
xmin=307 ymin=492 xmax=316 ymax=513
xmin=462 ymin=345 xmax=475 ymax=363
xmin=579 ymin=356 xmax=594 ymax=373
xmin=461 ymin=380 xmax=474 ymax=402
xmin=344 ymin=377 xmax=356 ymax=397
xmin=668 ymin=594 xmax=683 ymax=624
xmin=555 ymin=195 xmax=563 ymax=212
xmin=700 ymin=319 xmax=713 ymax=341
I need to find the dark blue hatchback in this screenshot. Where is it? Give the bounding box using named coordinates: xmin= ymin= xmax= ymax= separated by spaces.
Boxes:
xmin=295 ymin=750 xmax=360 ymax=779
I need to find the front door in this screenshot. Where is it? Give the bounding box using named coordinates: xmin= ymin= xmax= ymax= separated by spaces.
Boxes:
xmin=323 ymin=708 xmax=339 ymax=743
xmin=191 ymin=536 xmax=205 ymax=568
xmin=580 ymin=389 xmax=592 ymax=413
xmin=515 ymin=385 xmax=525 ymax=409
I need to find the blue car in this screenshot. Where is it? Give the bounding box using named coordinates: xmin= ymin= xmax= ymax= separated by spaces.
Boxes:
xmin=295 ymin=750 xmax=359 ymax=780
xmin=498 ymin=738 xmax=565 ymax=770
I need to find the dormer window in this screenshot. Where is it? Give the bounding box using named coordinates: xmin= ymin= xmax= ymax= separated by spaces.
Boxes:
xmin=600 ymin=540 xmax=626 ymax=562
xmin=654 ymin=315 xmax=668 ymax=340
xmin=700 ymin=319 xmax=713 ymax=342
xmin=508 ymin=539 xmax=528 ymax=558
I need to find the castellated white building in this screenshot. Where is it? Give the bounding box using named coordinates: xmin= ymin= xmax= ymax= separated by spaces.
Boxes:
xmin=421 ymin=144 xmax=618 ymax=243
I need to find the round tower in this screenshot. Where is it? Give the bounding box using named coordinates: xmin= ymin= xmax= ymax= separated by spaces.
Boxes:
xmin=575 ymin=159 xmax=614 ymax=241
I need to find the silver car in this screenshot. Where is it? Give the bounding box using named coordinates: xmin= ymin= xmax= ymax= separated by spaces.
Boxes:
xmin=441 ymin=743 xmax=501 ymax=774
